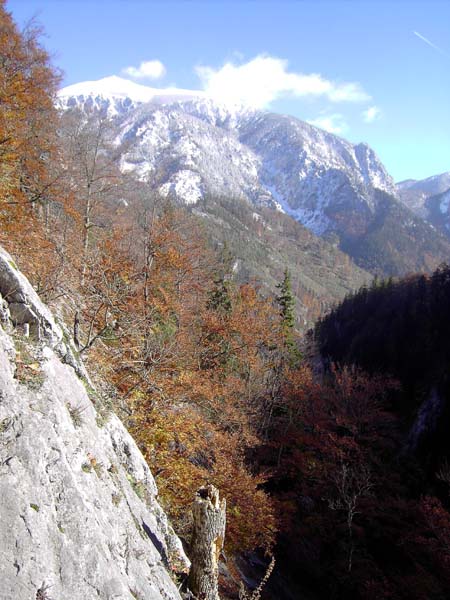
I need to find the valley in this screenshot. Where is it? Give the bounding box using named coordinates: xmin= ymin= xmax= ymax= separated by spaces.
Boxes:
xmin=1 ymin=2 xmax=450 ymax=599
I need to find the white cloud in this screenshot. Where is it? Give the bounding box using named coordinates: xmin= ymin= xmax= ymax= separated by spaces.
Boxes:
xmin=362 ymin=105 xmax=382 ymax=123
xmin=307 ymin=113 xmax=348 ymax=135
xmin=195 ymin=54 xmax=370 ymax=108
xmin=123 ymin=60 xmax=166 ymax=80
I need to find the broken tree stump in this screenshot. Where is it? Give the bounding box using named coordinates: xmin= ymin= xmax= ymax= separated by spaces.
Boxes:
xmin=188 ymin=484 xmax=226 ymax=600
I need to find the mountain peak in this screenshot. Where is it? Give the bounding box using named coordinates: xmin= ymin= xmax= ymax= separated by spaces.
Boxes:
xmin=57 ymin=75 xmax=206 ymax=115
xmin=59 ymin=75 xmax=156 ymax=101
xmin=57 ymin=78 xmax=399 ymax=242
xmin=57 ymin=75 xmax=260 ymax=123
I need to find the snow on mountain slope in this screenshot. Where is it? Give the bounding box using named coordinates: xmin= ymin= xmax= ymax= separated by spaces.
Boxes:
xmin=397 ymin=172 xmax=450 ymax=197
xmin=117 ymin=102 xmax=269 ymax=206
xmin=439 ymin=188 xmax=450 ymax=216
xmin=423 ymin=187 xmax=450 ymax=235
xmin=58 ymin=75 xmax=205 ymax=117
xmin=59 ymin=77 xmax=397 ymax=240
xmin=397 ymin=171 xmax=450 ymax=220
xmin=239 ymin=113 xmax=396 ymax=235
xmin=397 ymin=172 xmax=450 ymax=235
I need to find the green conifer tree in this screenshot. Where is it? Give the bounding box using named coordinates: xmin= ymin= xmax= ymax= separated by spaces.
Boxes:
xmin=276 ymin=268 xmax=301 ymax=366
xmin=207 ymin=243 xmax=233 ymax=314
xmin=207 ymin=277 xmax=232 ymax=314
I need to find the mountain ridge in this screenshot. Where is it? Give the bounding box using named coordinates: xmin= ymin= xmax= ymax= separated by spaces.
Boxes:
xmin=397 ymin=171 xmax=450 ymax=236
xmin=58 ymin=76 xmax=450 ymax=278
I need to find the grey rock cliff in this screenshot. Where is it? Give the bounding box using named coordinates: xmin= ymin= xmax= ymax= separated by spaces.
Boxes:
xmin=0 ymin=248 xmax=188 ymax=600
xmin=0 ymin=246 xmax=63 ymax=345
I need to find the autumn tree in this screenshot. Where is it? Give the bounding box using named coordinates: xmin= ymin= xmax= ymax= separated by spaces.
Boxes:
xmin=0 ymin=2 xmax=62 ymax=288
xmin=58 ymin=108 xmax=129 ymax=284
xmin=0 ymin=2 xmax=60 ymax=206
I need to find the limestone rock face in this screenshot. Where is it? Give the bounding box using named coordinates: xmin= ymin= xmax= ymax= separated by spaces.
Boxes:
xmin=0 ymin=249 xmax=188 ymax=600
xmin=0 ymin=247 xmax=62 ymax=345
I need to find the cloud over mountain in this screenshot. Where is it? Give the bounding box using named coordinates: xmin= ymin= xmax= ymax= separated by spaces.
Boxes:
xmin=307 ymin=112 xmax=348 ymax=134
xmin=123 ymin=59 xmax=166 ymax=80
xmin=363 ymin=105 xmax=382 ymax=123
xmin=195 ymin=54 xmax=370 ymax=108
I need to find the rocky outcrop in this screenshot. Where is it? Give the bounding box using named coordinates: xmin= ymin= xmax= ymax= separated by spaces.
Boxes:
xmin=0 ymin=247 xmax=62 ymax=345
xmin=407 ymin=386 xmax=446 ymax=453
xmin=0 ymin=247 xmax=87 ymax=380
xmin=0 ymin=248 xmax=188 ymax=600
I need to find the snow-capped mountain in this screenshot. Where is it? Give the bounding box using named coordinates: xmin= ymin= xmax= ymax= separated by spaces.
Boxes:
xmin=57 ymin=75 xmax=206 ymax=117
xmin=59 ymin=76 xmax=396 ymax=235
xmin=397 ymin=172 xmax=450 ymax=233
xmin=58 ymin=77 xmax=450 ymax=276
xmin=238 ymin=113 xmax=396 ymax=235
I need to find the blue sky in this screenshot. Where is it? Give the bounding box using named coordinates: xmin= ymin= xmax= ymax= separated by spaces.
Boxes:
xmin=7 ymin=0 xmax=450 ymax=182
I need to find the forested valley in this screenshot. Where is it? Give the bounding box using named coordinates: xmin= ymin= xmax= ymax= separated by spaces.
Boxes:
xmin=1 ymin=3 xmax=450 ymax=598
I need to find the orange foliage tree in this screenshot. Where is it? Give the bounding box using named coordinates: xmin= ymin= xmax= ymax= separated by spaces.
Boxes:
xmin=0 ymin=1 xmax=62 ymax=290
xmin=71 ymin=198 xmax=285 ymax=552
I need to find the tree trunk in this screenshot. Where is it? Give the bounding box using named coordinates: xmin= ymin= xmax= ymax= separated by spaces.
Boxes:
xmin=188 ymin=485 xmax=226 ymax=600
xmin=81 ymin=187 xmax=91 ymax=286
xmin=73 ymin=309 xmax=80 ymax=350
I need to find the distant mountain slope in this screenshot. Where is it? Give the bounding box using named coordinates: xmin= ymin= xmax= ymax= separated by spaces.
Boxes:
xmin=193 ymin=194 xmax=371 ymax=327
xmin=398 ymin=171 xmax=450 ymax=199
xmin=239 ymin=112 xmax=396 ymax=233
xmin=424 ymin=188 xmax=450 ymax=235
xmin=397 ymin=172 xmax=450 ymax=237
xmin=340 ymin=189 xmax=450 ymax=275
xmin=397 ymin=171 xmax=450 ymax=216
xmin=58 ymin=77 xmax=450 ymax=277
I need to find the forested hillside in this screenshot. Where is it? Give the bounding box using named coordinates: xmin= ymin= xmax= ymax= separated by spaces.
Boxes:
xmin=192 ymin=194 xmax=370 ymax=327
xmin=303 ymin=267 xmax=450 ymax=597
xmin=316 ymin=266 xmax=450 ymax=462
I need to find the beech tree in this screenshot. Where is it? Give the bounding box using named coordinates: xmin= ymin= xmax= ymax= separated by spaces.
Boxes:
xmin=0 ymin=1 xmax=64 ymax=293
xmin=59 ymin=108 xmax=127 ymax=284
xmin=0 ymin=2 xmax=60 ymax=212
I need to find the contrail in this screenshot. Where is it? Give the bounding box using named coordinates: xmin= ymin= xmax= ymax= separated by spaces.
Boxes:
xmin=413 ymin=31 xmax=450 ymax=58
